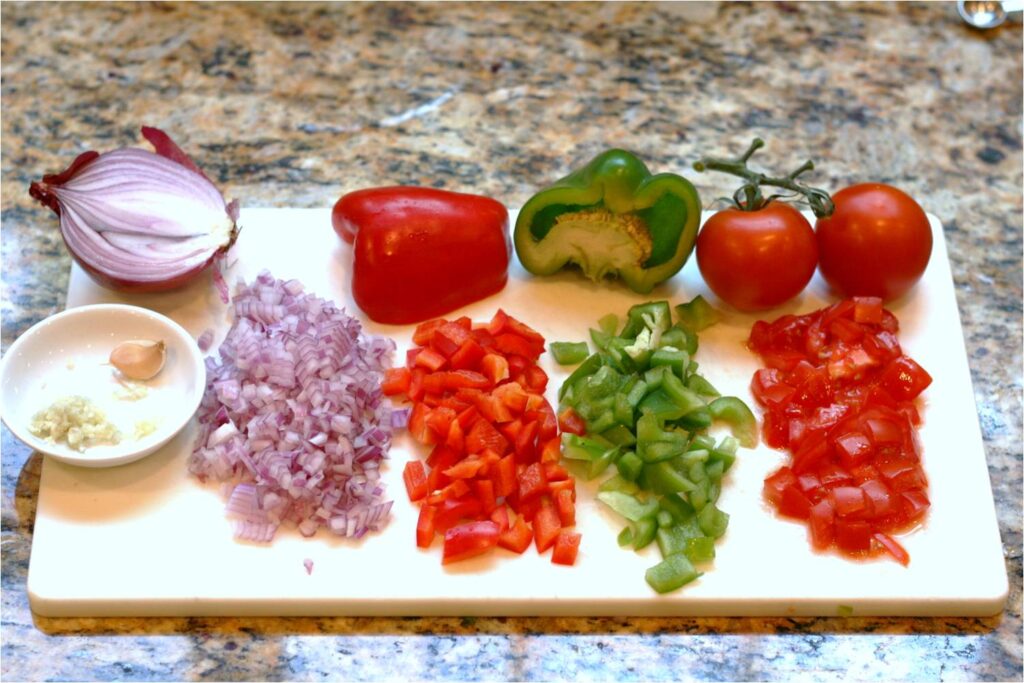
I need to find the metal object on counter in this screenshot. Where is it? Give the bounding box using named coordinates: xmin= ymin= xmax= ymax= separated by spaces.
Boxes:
xmin=958 ymin=0 xmax=1023 ymax=28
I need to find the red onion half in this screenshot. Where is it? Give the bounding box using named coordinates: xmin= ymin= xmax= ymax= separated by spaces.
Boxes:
xmin=29 ymin=126 xmax=239 ymax=293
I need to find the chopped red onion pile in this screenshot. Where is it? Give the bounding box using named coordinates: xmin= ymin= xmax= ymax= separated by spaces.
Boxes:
xmin=189 ymin=271 xmax=396 ymax=542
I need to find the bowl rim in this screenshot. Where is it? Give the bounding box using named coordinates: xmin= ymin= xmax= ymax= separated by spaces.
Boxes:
xmin=0 ymin=303 xmax=205 ymax=468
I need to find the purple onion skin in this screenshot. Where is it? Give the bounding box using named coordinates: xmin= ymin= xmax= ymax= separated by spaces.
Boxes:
xmin=28 ymin=128 xmax=239 ymax=294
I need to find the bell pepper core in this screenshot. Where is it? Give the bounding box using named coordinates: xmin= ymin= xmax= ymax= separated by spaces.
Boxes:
xmin=514 ymin=149 xmax=702 ymax=293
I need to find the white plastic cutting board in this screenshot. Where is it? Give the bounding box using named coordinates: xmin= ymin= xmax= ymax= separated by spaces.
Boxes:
xmin=27 ymin=208 xmax=1008 ymax=617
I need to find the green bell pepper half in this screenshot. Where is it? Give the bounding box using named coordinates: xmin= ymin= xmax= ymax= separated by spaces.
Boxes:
xmin=514 ymin=149 xmax=702 ymax=294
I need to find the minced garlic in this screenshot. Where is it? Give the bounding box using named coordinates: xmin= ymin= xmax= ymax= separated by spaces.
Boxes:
xmin=29 ymin=396 xmax=120 ymax=451
xmin=134 ymin=420 xmax=158 ymax=439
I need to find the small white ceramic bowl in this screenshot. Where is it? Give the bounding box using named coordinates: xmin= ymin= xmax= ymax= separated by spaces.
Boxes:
xmin=1 ymin=304 xmax=206 ymax=468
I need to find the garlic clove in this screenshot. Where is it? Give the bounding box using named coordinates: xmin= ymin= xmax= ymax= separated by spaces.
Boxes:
xmin=110 ymin=339 xmax=166 ymax=380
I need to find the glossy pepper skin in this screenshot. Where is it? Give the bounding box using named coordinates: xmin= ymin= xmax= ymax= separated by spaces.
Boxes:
xmin=514 ymin=149 xmax=701 ymax=294
xmin=333 ymin=187 xmax=511 ymax=325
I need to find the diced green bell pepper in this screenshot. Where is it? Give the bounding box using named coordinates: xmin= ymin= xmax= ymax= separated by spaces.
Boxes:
xmin=559 ymin=352 xmax=603 ymax=401
xmin=514 ymin=150 xmax=702 ymax=294
xmin=645 ymin=554 xmax=701 ymax=593
xmin=596 ymin=491 xmax=659 ymax=521
xmin=708 ymin=396 xmax=759 ymax=448
xmin=549 ymin=341 xmax=590 ymax=365
xmin=674 ymin=295 xmax=720 ymax=332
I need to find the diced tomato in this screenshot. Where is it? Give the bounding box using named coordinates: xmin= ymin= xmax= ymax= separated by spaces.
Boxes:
xmin=899 ymin=489 xmax=931 ymax=522
xmin=830 ymin=486 xmax=868 ymax=517
xmin=834 ymin=519 xmax=872 ymax=553
xmin=551 ymin=530 xmax=581 ymax=566
xmin=852 ymin=297 xmax=883 ymax=324
xmin=872 ymin=532 xmax=910 ymax=566
xmin=533 ymin=499 xmax=561 ymax=553
xmin=808 ymin=498 xmax=835 ymax=550
xmin=881 ymin=356 xmax=932 ymax=402
xmin=442 ymin=521 xmax=500 ymax=564
xmin=763 ymin=467 xmax=797 ymax=508
xmin=834 ymin=431 xmax=873 ymax=468
xmin=778 ymin=484 xmax=812 ymax=520
xmin=403 ymin=460 xmax=429 ymax=502
xmin=750 ymin=299 xmax=930 ymax=564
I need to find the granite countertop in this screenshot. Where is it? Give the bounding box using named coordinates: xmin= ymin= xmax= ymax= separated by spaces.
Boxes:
xmin=2 ymin=2 xmax=1021 ymax=680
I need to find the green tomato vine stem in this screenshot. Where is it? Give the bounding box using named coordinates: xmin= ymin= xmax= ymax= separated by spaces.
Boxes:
xmin=693 ymin=138 xmax=835 ymax=218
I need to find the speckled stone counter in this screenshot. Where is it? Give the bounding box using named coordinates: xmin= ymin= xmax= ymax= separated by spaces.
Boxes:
xmin=2 ymin=2 xmax=1021 ymax=681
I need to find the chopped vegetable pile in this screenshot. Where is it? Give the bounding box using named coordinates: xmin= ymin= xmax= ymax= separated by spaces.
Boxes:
xmin=383 ymin=310 xmax=581 ymax=566
xmin=553 ymin=297 xmax=756 ymax=593
xmin=189 ymin=271 xmax=397 ymax=542
xmin=749 ymin=297 xmax=932 ymax=564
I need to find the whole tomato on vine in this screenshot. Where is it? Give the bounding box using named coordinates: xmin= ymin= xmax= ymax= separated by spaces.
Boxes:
xmin=692 ymin=139 xmax=832 ymax=312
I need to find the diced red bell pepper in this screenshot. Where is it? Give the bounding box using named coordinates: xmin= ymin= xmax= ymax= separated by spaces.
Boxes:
xmin=490 ymin=505 xmax=511 ymax=533
xmin=517 ymin=462 xmax=549 ymax=502
xmin=558 ymin=407 xmax=587 ymax=436
xmin=403 ymin=460 xmax=429 ymax=502
xmin=480 ymin=353 xmax=510 ymax=385
xmin=466 ymin=418 xmax=509 ymax=456
xmin=415 ymin=347 xmax=448 ymax=372
xmin=442 ymin=521 xmax=500 ymax=564
xmin=474 ymin=478 xmax=497 ymax=515
xmin=417 ymin=504 xmax=436 ymax=548
xmin=382 ymin=367 xmax=411 ymax=396
xmin=497 ymin=515 xmax=533 ymax=554
xmin=554 ymin=488 xmax=576 ymax=527
xmin=450 ymin=339 xmax=487 ymax=371
xmin=492 ymin=453 xmax=517 ymax=498
xmin=533 ymin=499 xmax=561 ymax=553
xmin=413 ymin=319 xmax=447 ymax=346
xmin=551 ymin=530 xmax=581 ymax=566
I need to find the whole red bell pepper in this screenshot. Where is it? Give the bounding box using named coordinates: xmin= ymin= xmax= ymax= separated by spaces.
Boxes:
xmin=332 ymin=187 xmax=511 ymax=324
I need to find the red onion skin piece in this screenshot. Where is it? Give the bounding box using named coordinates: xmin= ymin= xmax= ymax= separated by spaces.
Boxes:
xmin=141 ymin=126 xmax=209 ymax=180
xmin=27 ymin=127 xmax=238 ymax=294
xmin=28 ymin=151 xmax=100 ymax=214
